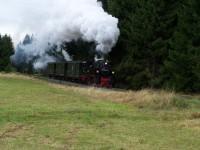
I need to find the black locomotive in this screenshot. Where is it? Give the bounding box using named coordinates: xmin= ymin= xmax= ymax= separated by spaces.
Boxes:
xmin=46 ymin=60 xmax=115 ymax=88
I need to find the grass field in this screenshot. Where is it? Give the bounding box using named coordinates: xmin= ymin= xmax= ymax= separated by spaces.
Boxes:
xmin=0 ymin=73 xmax=200 ymax=150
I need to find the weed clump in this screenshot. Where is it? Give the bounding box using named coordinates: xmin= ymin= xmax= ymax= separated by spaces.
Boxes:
xmin=171 ymin=98 xmax=189 ymax=109
xmin=191 ymin=112 xmax=200 ymax=119
xmin=59 ymin=87 xmax=181 ymax=110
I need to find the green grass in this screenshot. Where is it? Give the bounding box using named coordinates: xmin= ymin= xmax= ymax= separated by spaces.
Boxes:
xmin=0 ymin=74 xmax=200 ymax=150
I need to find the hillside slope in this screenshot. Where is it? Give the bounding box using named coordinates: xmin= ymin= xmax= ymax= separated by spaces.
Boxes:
xmin=0 ymin=73 xmax=199 ymax=150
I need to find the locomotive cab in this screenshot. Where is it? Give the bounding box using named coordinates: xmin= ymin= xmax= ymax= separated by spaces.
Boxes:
xmin=95 ymin=61 xmax=114 ymax=88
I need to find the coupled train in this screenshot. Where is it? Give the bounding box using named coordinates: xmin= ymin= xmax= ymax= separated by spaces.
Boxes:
xmin=45 ymin=60 xmax=115 ymax=88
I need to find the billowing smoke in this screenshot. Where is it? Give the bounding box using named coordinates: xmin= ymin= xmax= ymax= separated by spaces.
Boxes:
xmin=7 ymin=0 xmax=120 ymax=70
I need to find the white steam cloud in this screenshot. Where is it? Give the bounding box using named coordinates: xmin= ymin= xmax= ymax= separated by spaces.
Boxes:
xmin=0 ymin=0 xmax=120 ymax=70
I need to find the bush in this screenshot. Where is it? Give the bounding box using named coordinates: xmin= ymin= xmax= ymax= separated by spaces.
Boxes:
xmin=172 ymin=98 xmax=189 ymax=109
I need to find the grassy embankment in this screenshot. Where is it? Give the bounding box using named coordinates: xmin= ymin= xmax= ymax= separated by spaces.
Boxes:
xmin=0 ymin=73 xmax=200 ymax=150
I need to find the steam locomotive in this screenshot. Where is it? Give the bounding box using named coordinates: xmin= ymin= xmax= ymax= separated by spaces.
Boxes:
xmin=46 ymin=60 xmax=115 ymax=88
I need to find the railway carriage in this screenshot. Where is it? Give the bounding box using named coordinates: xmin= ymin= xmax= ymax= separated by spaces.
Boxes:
xmin=46 ymin=60 xmax=114 ymax=88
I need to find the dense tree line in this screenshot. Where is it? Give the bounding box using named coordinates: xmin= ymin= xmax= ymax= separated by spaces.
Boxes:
xmin=104 ymin=0 xmax=200 ymax=92
xmin=0 ymin=34 xmax=14 ymax=71
xmin=62 ymin=40 xmax=96 ymax=61
xmin=2 ymin=0 xmax=200 ymax=92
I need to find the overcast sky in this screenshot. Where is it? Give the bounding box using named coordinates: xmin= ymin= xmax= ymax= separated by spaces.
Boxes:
xmin=3 ymin=0 xmax=119 ymax=69
xmin=0 ymin=0 xmax=119 ymax=55
xmin=0 ymin=0 xmax=73 ymax=43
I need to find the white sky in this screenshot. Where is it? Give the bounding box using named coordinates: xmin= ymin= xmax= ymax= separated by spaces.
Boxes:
xmin=0 ymin=0 xmax=119 ymax=54
xmin=3 ymin=0 xmax=119 ymax=69
xmin=0 ymin=0 xmax=70 ymax=43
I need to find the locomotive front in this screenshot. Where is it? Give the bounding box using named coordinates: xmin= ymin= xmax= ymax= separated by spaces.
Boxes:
xmin=94 ymin=60 xmax=115 ymax=88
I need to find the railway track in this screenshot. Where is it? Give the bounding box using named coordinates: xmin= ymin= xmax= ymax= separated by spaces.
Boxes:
xmin=28 ymin=74 xmax=199 ymax=99
xmin=35 ymin=75 xmax=126 ymax=92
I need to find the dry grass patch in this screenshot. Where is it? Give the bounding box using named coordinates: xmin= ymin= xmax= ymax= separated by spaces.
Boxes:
xmin=180 ymin=120 xmax=200 ymax=130
xmin=0 ymin=73 xmax=35 ymax=81
xmin=191 ymin=112 xmax=200 ymax=119
xmin=0 ymin=124 xmax=30 ymax=140
xmin=49 ymin=83 xmax=177 ymax=109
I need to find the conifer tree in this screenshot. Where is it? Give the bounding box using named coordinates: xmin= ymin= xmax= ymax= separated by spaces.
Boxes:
xmin=0 ymin=34 xmax=14 ymax=71
xmin=108 ymin=0 xmax=180 ymax=89
xmin=164 ymin=0 xmax=200 ymax=92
